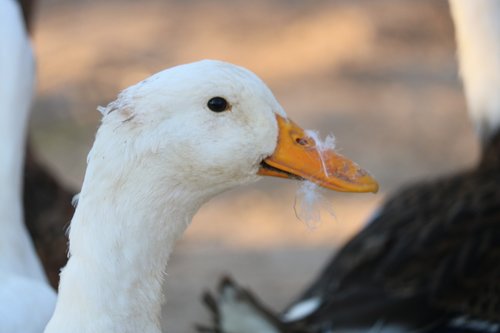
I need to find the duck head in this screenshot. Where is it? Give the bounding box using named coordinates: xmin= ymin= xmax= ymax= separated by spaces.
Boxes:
xmin=95 ymin=60 xmax=378 ymax=198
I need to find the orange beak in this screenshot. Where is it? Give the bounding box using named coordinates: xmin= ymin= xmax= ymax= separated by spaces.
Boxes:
xmin=258 ymin=115 xmax=379 ymax=193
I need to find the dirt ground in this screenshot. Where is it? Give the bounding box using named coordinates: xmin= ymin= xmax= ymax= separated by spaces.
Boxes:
xmin=29 ymin=0 xmax=479 ymax=331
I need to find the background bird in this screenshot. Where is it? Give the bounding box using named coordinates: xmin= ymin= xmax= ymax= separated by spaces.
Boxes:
xmin=11 ymin=0 xmax=75 ymax=289
xmin=0 ymin=0 xmax=57 ymax=331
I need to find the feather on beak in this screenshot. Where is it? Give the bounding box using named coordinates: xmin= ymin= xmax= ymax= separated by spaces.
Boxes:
xmin=259 ymin=115 xmax=379 ymax=193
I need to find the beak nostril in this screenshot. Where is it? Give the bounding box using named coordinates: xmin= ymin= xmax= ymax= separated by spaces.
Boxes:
xmin=296 ymin=138 xmax=309 ymax=146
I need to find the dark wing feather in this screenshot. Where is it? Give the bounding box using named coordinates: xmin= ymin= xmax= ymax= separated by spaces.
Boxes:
xmin=291 ymin=133 xmax=500 ymax=330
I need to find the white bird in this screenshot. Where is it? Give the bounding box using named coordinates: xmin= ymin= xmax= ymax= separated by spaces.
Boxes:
xmin=11 ymin=0 xmax=75 ymax=289
xmin=43 ymin=60 xmax=378 ymax=333
xmin=0 ymin=0 xmax=57 ymax=332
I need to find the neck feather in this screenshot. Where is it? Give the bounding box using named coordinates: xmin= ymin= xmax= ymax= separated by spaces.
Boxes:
xmin=45 ymin=147 xmax=208 ymax=333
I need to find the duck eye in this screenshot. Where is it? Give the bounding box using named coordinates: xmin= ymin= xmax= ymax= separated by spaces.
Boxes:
xmin=207 ymin=97 xmax=229 ymax=112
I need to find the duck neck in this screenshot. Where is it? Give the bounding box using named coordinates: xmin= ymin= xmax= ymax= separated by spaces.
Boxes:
xmin=0 ymin=90 xmax=35 ymax=279
xmin=45 ymin=156 xmax=208 ymax=333
xmin=0 ymin=0 xmax=46 ymax=282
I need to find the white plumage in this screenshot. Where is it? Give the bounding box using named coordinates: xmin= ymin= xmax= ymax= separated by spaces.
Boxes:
xmin=449 ymin=0 xmax=500 ymax=141
xmin=43 ymin=59 xmax=376 ymax=333
xmin=0 ymin=0 xmax=57 ymax=332
xmin=42 ymin=61 xmax=307 ymax=333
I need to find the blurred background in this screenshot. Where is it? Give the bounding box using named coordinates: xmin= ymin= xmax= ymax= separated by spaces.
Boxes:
xmin=29 ymin=0 xmax=478 ymax=331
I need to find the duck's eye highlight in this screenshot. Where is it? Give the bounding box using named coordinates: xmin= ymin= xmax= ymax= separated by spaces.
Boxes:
xmin=207 ymin=97 xmax=229 ymax=112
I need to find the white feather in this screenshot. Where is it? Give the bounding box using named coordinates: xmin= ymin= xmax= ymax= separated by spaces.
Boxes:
xmin=449 ymin=316 xmax=500 ymax=333
xmin=283 ymin=297 xmax=321 ymax=322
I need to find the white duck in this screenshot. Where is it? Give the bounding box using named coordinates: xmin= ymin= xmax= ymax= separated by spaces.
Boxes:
xmin=0 ymin=0 xmax=57 ymax=331
xmin=43 ymin=60 xmax=377 ymax=333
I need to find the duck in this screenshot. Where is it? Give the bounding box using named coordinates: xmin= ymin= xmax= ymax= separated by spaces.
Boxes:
xmin=196 ymin=0 xmax=500 ymax=332
xmin=0 ymin=0 xmax=57 ymax=331
xmin=43 ymin=59 xmax=378 ymax=333
xmin=10 ymin=0 xmax=75 ymax=289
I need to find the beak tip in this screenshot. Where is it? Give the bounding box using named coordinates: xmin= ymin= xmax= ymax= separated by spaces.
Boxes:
xmin=364 ymin=175 xmax=379 ymax=194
